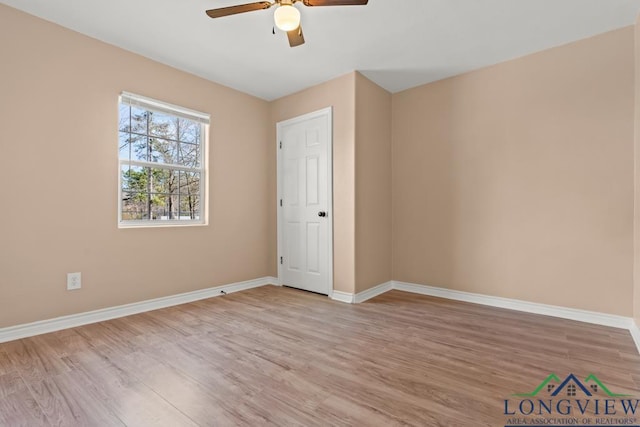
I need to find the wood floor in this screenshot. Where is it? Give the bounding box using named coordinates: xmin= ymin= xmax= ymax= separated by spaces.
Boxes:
xmin=0 ymin=286 xmax=638 ymax=426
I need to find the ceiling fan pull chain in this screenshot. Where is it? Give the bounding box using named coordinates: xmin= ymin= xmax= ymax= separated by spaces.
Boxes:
xmin=272 ymin=26 xmax=276 ymax=34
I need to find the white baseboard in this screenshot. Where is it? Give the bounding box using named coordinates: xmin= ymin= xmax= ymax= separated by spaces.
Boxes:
xmin=0 ymin=276 xmax=279 ymax=344
xmin=630 ymin=321 xmax=640 ymax=355
xmin=265 ymin=276 xmax=280 ymax=287
xmin=330 ymin=282 xmax=393 ymax=304
xmin=329 ymin=279 xmax=637 ymax=352
xmin=392 ymin=280 xmax=632 ymax=330
xmin=354 ymin=281 xmax=393 ymax=303
xmin=4 ymin=274 xmax=638 ymax=356
xmin=330 ymin=290 xmax=354 ymax=304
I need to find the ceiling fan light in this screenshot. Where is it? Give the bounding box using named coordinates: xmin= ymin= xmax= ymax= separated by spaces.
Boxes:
xmin=274 ymin=5 xmax=300 ymax=31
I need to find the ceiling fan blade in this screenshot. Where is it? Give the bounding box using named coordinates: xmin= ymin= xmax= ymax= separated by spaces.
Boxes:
xmin=287 ymin=26 xmax=305 ymax=47
xmin=205 ymin=1 xmax=273 ymax=18
xmin=302 ymin=0 xmax=367 ymax=6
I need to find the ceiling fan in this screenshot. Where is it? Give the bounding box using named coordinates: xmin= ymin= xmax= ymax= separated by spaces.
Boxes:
xmin=205 ymin=0 xmax=369 ymax=47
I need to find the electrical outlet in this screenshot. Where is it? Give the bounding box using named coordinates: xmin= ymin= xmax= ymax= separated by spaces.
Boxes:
xmin=67 ymin=272 xmax=81 ymax=290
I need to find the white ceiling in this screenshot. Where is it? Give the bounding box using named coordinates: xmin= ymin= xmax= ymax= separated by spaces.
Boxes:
xmin=3 ymin=0 xmax=640 ymax=100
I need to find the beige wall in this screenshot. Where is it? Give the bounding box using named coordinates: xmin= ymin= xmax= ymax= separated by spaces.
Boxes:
xmin=0 ymin=5 xmax=272 ymax=328
xmin=270 ymin=73 xmax=357 ymax=293
xmin=1 ymin=3 xmax=636 ymax=328
xmin=354 ymin=73 xmax=392 ymax=293
xmin=392 ymin=27 xmax=635 ymax=316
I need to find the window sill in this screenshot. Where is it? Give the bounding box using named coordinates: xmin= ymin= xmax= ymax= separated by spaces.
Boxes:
xmin=118 ymin=220 xmax=208 ymax=229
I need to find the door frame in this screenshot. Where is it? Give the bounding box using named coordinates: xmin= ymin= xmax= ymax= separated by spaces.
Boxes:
xmin=276 ymin=107 xmax=334 ymax=295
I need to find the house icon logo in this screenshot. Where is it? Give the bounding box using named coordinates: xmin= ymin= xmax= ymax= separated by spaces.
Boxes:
xmin=513 ymin=373 xmax=631 ymax=398
xmin=504 ymin=373 xmax=638 ymax=426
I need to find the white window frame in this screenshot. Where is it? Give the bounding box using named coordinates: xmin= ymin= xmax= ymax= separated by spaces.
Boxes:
xmin=117 ymin=92 xmax=209 ymax=228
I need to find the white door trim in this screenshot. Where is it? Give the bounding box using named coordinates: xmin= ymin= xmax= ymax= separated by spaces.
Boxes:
xmin=276 ymin=107 xmax=333 ymax=295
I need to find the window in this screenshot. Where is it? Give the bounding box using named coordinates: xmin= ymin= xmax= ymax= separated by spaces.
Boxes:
xmin=567 ymin=384 xmax=576 ymax=396
xmin=118 ymin=92 xmax=209 ymax=227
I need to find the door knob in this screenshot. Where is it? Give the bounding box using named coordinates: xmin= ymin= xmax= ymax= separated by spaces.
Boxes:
xmin=318 ymin=211 xmax=327 ymax=217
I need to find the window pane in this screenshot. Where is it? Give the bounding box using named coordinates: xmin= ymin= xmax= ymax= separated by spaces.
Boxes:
xmin=179 ymin=171 xmax=200 ymax=194
xmin=120 ymin=164 xmax=130 ymax=190
xmin=150 ymin=194 xmax=173 ymax=220
xmin=131 ymin=107 xmax=148 ymax=134
xmin=122 ymin=192 xmax=148 ymax=221
xmin=121 ymin=165 xmax=147 ymax=193
xmin=150 ymin=167 xmax=177 ymax=195
xmin=121 ymin=166 xmax=150 ymax=221
xmin=178 ymin=119 xmax=200 ymax=144
xmin=122 ymin=207 xmax=148 ymax=221
xmin=149 ymin=138 xmax=179 ymax=165
xmin=179 ymin=142 xmax=199 ymax=167
xmin=118 ymin=132 xmax=130 ymax=160
xmin=179 ymin=194 xmax=200 ymax=220
xmin=118 ymin=104 xmax=130 ymax=132
xmin=120 ymin=132 xmax=147 ymax=161
xmin=149 ymin=111 xmax=178 ymax=140
xmin=129 ymin=134 xmax=148 ymax=162
xmin=120 ymin=167 xmax=202 ymax=223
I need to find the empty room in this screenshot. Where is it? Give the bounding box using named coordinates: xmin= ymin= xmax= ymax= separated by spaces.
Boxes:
xmin=1 ymin=0 xmax=640 ymax=425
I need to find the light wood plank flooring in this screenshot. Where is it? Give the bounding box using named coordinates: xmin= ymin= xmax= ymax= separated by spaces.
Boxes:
xmin=0 ymin=285 xmax=638 ymax=426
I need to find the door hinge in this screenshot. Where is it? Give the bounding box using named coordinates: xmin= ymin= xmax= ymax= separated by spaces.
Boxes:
xmin=280 ymin=256 xmax=283 ymax=265
xmin=280 ymin=199 xmax=283 ymax=207
xmin=279 ymin=141 xmax=282 ymax=149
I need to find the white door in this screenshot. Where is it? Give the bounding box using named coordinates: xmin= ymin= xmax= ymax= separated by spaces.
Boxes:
xmin=277 ymin=108 xmax=333 ymax=295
